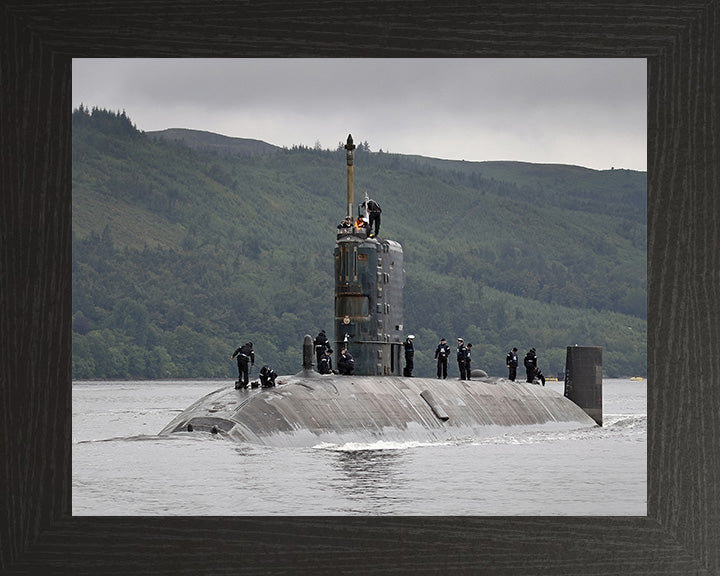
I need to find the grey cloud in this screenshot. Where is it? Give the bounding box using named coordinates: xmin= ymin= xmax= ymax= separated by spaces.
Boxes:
xmin=72 ymin=58 xmax=646 ymax=170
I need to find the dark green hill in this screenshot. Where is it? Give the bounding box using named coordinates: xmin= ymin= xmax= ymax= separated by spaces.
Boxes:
xmin=148 ymin=128 xmax=282 ymax=157
xmin=72 ymin=107 xmax=646 ymax=379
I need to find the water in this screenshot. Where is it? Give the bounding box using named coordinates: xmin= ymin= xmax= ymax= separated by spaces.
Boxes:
xmin=72 ymin=379 xmax=646 ymax=516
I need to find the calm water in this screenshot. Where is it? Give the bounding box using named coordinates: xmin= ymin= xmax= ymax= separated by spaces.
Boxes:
xmin=72 ymin=379 xmax=646 ymax=516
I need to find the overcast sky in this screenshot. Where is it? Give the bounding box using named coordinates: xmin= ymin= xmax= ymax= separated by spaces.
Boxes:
xmin=72 ymin=58 xmax=646 ymax=171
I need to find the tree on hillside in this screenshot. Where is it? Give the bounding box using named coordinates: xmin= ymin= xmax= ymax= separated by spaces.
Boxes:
xmin=72 ymin=109 xmax=647 ymax=378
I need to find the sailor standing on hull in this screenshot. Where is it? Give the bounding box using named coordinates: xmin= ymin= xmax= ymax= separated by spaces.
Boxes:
xmin=314 ymin=330 xmax=330 ymax=370
xmin=456 ymin=338 xmax=469 ymax=380
xmin=231 ymin=342 xmax=255 ymax=389
xmin=403 ymin=334 xmax=415 ymax=377
xmin=435 ymin=338 xmax=451 ymax=379
xmin=506 ymin=347 xmax=519 ymax=381
xmin=524 ymin=347 xmax=538 ymax=383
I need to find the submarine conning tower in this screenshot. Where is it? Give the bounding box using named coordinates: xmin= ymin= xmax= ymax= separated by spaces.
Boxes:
xmin=334 ymin=134 xmax=405 ymax=375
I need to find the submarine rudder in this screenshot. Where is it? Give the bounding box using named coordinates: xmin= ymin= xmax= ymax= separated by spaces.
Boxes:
xmin=563 ymin=345 xmax=603 ymax=425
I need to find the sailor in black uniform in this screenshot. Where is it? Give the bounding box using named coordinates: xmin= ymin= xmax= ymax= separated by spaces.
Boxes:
xmin=259 ymin=365 xmax=278 ymax=388
xmin=506 ymin=347 xmax=518 ymax=381
xmin=318 ymin=348 xmax=333 ymax=374
xmin=338 ymin=348 xmax=355 ymax=375
xmin=314 ymin=330 xmax=330 ymax=370
xmin=403 ymin=334 xmax=415 ymax=377
xmin=524 ymin=348 xmax=538 ymax=383
xmin=456 ymin=337 xmax=469 ymax=380
xmin=435 ymin=338 xmax=451 ymax=379
xmin=231 ymin=342 xmax=255 ymax=389
xmin=362 ymin=198 xmax=382 ymax=238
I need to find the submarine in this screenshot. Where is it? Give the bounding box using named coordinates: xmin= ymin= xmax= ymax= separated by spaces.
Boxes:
xmin=159 ymin=135 xmax=602 ymax=447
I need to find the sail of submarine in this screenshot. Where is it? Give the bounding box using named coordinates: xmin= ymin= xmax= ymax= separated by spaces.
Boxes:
xmin=159 ymin=134 xmax=602 ymax=447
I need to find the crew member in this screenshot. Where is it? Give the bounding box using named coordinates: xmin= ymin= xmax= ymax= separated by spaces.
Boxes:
xmin=318 ymin=348 xmax=333 ymax=374
xmin=506 ymin=347 xmax=518 ymax=381
xmin=435 ymin=338 xmax=451 ymax=379
xmin=524 ymin=348 xmax=546 ymax=386
xmin=362 ymin=198 xmax=382 ymax=238
xmin=314 ymin=330 xmax=330 ymax=370
xmin=524 ymin=348 xmax=538 ymax=383
xmin=259 ymin=365 xmax=278 ymax=388
xmin=338 ymin=348 xmax=355 ymax=375
xmin=231 ymin=341 xmax=255 ymax=389
xmin=403 ymin=334 xmax=415 ymax=377
xmin=337 ymin=216 xmax=353 ymax=229
xmin=456 ymin=338 xmax=469 ymax=380
xmin=354 ymin=214 xmax=368 ymax=232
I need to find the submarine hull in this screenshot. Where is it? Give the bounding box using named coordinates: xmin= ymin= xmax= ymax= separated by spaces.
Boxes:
xmin=159 ymin=374 xmax=597 ymax=447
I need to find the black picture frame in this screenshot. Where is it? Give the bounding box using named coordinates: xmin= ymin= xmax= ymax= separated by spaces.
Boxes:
xmin=2 ymin=1 xmax=718 ymax=574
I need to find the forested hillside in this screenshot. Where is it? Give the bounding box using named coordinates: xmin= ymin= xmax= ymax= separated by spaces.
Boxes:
xmin=72 ymin=107 xmax=647 ymax=379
